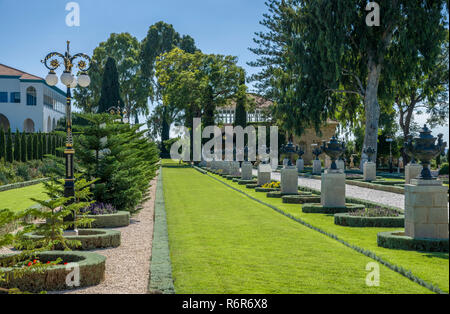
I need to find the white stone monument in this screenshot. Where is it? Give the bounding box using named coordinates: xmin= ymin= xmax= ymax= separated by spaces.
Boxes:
xmin=257 ymin=164 xmax=272 ymax=186
xmin=283 ymin=158 xmax=290 ymax=168
xmin=336 ymin=159 xmax=345 ymax=171
xmin=241 ymin=161 xmax=253 ymax=180
xmin=405 ymin=163 xmax=422 ymax=185
xmin=281 ymin=166 xmax=298 ymax=195
xmin=405 ymin=179 xmax=449 ymax=239
xmin=363 ymin=162 xmax=377 ymax=181
xmin=321 ymin=169 xmax=346 ymax=208
xmin=296 ymin=159 xmax=304 ymax=173
xmin=325 ymin=156 xmax=332 ymax=169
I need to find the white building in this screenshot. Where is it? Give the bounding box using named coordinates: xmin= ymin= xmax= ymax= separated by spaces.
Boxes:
xmin=0 ymin=63 xmax=65 ymax=133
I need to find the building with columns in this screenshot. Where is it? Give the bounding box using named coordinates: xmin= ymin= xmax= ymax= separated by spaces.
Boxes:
xmin=0 ymin=64 xmax=65 ymax=133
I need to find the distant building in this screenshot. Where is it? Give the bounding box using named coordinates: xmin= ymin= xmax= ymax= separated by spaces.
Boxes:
xmin=217 ymin=93 xmax=339 ymax=164
xmin=0 ymin=64 xmax=65 ymax=133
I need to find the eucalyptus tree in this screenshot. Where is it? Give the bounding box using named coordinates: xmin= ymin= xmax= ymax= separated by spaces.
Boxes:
xmin=250 ymin=0 xmax=448 ymax=162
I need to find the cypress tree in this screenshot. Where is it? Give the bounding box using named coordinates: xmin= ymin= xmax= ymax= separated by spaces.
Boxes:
xmin=0 ymin=128 xmax=5 ymax=161
xmin=21 ymin=132 xmax=27 ymax=162
xmin=51 ymin=135 xmax=56 ymax=156
xmin=27 ymin=133 xmax=33 ymax=161
xmin=32 ymin=133 xmax=38 ymax=160
xmin=43 ymin=134 xmax=48 ymax=155
xmin=14 ymin=130 xmax=21 ymax=162
xmin=234 ymin=69 xmax=247 ymax=129
xmin=97 ymin=57 xmax=123 ymax=113
xmin=6 ymin=128 xmax=13 ymax=163
xmin=37 ymin=132 xmax=43 ymax=160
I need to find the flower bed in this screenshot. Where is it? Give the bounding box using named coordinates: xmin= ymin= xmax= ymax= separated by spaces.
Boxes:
xmin=24 ymin=229 xmax=121 ymax=250
xmin=0 ymin=251 xmax=106 ymax=292
xmin=302 ymin=203 xmax=365 ymax=214
xmin=377 ymin=231 xmax=449 ymax=252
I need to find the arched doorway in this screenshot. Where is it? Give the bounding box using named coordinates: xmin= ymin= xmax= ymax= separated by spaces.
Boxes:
xmin=26 ymin=86 xmax=37 ymax=106
xmin=23 ymin=118 xmax=35 ymax=133
xmin=0 ymin=114 xmax=10 ymax=131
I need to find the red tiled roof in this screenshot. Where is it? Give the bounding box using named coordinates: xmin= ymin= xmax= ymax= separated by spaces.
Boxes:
xmin=0 ymin=63 xmax=43 ymax=81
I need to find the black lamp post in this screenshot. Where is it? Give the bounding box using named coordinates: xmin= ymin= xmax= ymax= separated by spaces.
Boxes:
xmin=42 ymin=41 xmax=92 ymax=232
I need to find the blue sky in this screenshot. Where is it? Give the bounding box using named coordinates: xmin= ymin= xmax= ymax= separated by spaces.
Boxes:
xmin=0 ymin=0 xmax=448 ymax=141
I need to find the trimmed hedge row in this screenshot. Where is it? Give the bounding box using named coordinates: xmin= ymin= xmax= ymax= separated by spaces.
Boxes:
xmin=24 ymin=229 xmax=121 ymax=251
xmin=302 ymin=203 xmax=365 ymax=214
xmin=0 ymin=251 xmax=106 ymax=292
xmin=377 ymin=231 xmax=449 ymax=253
xmin=334 ymin=213 xmax=405 ymax=228
xmin=282 ymin=195 xmax=321 ymax=204
xmin=84 ymin=211 xmax=130 ymax=229
xmin=0 ymin=178 xmax=50 ymax=192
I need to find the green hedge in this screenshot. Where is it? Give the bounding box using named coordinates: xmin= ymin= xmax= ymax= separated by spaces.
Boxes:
xmin=0 ymin=251 xmax=106 ymax=292
xmin=302 ymin=203 xmax=365 ymax=214
xmin=0 ymin=178 xmax=49 ymax=192
xmin=377 ymin=231 xmax=449 ymax=253
xmin=334 ymin=213 xmax=405 ymax=228
xmin=282 ymin=195 xmax=321 ymax=204
xmin=84 ymin=211 xmax=130 ymax=229
xmin=24 ymin=229 xmax=121 ymax=251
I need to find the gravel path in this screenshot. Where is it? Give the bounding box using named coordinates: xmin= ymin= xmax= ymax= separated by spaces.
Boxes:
xmin=253 ymin=169 xmax=405 ymax=209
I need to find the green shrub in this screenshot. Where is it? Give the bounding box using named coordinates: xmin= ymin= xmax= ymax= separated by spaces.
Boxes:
xmin=439 ymin=163 xmax=449 ymax=175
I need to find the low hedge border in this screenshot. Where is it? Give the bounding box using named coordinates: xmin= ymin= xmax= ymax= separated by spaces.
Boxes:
xmin=267 ymin=191 xmax=311 ymax=198
xmin=0 ymin=178 xmax=50 ymax=193
xmin=255 ymin=187 xmax=279 ymax=193
xmin=197 ymin=169 xmax=445 ymax=294
xmin=84 ymin=211 xmax=130 ymax=229
xmin=302 ymin=203 xmax=365 ymax=214
xmin=282 ymin=195 xmax=321 ymax=204
xmin=237 ymin=179 xmax=257 ymax=185
xmin=334 ymin=213 xmax=405 ymax=228
xmin=246 ymin=184 xmax=259 ymax=189
xmin=0 ymin=251 xmax=106 ymax=292
xmin=377 ymin=231 xmax=449 ymax=253
xmin=148 ymin=168 xmax=175 ymax=294
xmin=24 ymin=229 xmax=121 ymax=251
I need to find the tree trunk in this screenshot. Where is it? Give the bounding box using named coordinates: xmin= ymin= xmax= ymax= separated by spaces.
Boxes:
xmin=362 ymin=57 xmax=382 ymax=163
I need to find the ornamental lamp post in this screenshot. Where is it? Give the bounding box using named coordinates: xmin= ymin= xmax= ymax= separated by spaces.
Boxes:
xmin=42 ymin=41 xmax=92 ymax=235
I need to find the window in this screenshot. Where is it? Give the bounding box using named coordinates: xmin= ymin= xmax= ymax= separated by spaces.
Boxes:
xmin=0 ymin=92 xmax=7 ymax=103
xmin=10 ymin=92 xmax=20 ymax=103
xmin=26 ymin=86 xmax=37 ymax=106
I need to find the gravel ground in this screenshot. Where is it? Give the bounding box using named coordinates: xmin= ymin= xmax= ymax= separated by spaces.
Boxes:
xmin=253 ymin=169 xmax=405 ymax=209
xmin=1 ymin=176 xmax=158 ymax=294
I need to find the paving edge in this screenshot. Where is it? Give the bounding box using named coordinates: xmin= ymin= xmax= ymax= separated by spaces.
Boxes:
xmin=194 ymin=166 xmax=447 ymax=295
xmin=148 ymin=168 xmax=175 ymax=294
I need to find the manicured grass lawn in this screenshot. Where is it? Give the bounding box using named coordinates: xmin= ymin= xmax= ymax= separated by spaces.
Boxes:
xmin=163 ymin=166 xmax=432 ymax=294
xmin=208 ymin=171 xmax=449 ymax=293
xmin=0 ymin=184 xmax=46 ymax=212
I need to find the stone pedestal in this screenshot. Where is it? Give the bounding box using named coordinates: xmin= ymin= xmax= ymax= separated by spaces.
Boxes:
xmin=337 ymin=160 xmax=345 ymax=171
xmin=241 ymin=162 xmax=253 ymax=180
xmin=325 ymin=156 xmax=332 ymax=169
xmin=257 ymin=164 xmax=272 ymax=186
xmin=363 ymin=162 xmax=377 ymax=182
xmin=222 ymin=161 xmax=230 ymax=175
xmin=312 ymin=160 xmax=322 ymax=175
xmin=229 ymin=162 xmax=240 ymax=176
xmin=296 ymin=159 xmax=304 ymax=172
xmin=283 ymin=158 xmax=289 ymax=168
xmin=281 ymin=166 xmax=298 ymax=195
xmin=321 ymin=170 xmax=346 ymax=208
xmin=405 ymin=163 xmax=422 ymax=184
xmin=405 ymin=179 xmax=449 ymax=239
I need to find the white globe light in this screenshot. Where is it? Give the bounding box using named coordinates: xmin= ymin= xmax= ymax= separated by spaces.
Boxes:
xmin=78 ymin=73 xmax=91 ymax=87
xmin=45 ymin=73 xmax=58 ymax=86
xmin=60 ymin=71 xmax=74 ymax=86
xmin=70 ymin=76 xmax=78 ymax=88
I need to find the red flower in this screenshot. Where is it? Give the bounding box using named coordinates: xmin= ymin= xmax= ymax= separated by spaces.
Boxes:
xmin=27 ymin=262 xmax=32 ymax=267
xmin=64 ymin=262 xmax=68 ymax=265
xmin=33 ymin=260 xmax=37 ymax=264
xmin=47 ymin=261 xmax=51 ymax=264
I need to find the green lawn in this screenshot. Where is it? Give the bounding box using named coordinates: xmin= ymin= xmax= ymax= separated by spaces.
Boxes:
xmin=162 ymin=166 xmax=433 ymax=294
xmin=208 ymin=171 xmax=449 ymax=293
xmin=0 ymin=184 xmax=46 ymax=212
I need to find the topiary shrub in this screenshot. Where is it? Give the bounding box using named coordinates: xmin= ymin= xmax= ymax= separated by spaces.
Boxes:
xmin=282 ymin=195 xmax=320 ymax=204
xmin=334 ymin=213 xmax=404 ymax=228
xmin=84 ymin=211 xmax=130 ymax=229
xmin=439 ymin=163 xmax=449 ymax=175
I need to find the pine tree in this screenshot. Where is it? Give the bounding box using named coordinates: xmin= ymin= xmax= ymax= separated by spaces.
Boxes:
xmin=97 ymin=57 xmax=123 ymax=113
xmin=14 ymin=130 xmax=21 ymax=162
xmin=6 ymin=128 xmax=13 ymax=163
xmin=21 ymin=132 xmax=27 ymax=162
xmin=0 ymin=128 xmax=5 ymax=162
xmin=234 ymin=69 xmax=247 ymax=129
xmin=27 ymin=133 xmax=33 ymax=161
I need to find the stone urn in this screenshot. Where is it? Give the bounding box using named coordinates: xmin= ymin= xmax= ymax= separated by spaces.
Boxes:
xmin=311 ymin=145 xmax=322 ymax=161
xmin=404 ymin=125 xmax=447 ymax=180
xmin=321 ymin=136 xmax=345 ymax=170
